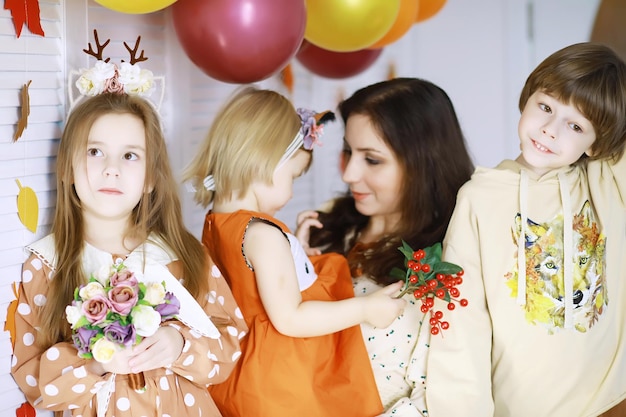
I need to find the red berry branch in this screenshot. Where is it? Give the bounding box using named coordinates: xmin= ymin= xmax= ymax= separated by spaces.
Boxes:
xmin=391 ymin=241 xmax=468 ymax=336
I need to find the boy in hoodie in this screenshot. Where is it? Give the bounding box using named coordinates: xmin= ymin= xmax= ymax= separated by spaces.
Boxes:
xmin=426 ymin=42 xmax=626 ymax=417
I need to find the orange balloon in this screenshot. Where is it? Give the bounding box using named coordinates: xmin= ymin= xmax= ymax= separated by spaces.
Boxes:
xmin=415 ymin=0 xmax=446 ymax=23
xmin=371 ymin=0 xmax=420 ymax=48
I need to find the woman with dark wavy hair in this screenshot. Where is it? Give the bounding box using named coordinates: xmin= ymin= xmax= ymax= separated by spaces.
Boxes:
xmin=297 ymin=77 xmax=474 ymax=415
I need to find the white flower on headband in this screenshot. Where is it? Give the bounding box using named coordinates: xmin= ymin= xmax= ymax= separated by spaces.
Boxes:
xmin=76 ymin=61 xmax=117 ymax=97
xmin=75 ymin=62 xmax=155 ymax=98
xmin=73 ymin=30 xmax=158 ymax=101
xmin=118 ymin=62 xmax=155 ymax=97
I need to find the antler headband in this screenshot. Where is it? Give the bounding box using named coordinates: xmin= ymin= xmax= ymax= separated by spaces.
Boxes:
xmin=68 ymin=29 xmax=164 ymax=110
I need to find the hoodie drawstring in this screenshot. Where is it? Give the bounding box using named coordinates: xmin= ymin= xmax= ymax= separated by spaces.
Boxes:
xmin=516 ymin=170 xmax=528 ymax=307
xmin=558 ymin=172 xmax=574 ymax=329
xmin=517 ymin=170 xmax=574 ymax=329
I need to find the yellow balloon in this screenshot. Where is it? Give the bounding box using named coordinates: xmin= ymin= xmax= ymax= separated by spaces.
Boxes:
xmin=95 ymin=0 xmax=177 ymax=14
xmin=304 ymin=0 xmax=401 ymax=52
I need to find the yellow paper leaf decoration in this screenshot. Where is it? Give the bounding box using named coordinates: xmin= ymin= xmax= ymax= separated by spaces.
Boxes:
xmin=15 ymin=179 xmax=38 ymax=233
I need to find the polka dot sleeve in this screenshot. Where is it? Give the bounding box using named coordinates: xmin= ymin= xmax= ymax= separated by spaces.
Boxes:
xmin=11 ymin=253 xmax=106 ymax=412
xmin=164 ymin=256 xmax=247 ymax=386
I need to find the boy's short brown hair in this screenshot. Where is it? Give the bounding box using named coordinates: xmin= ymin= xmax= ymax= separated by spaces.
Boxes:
xmin=519 ymin=42 xmax=626 ymax=161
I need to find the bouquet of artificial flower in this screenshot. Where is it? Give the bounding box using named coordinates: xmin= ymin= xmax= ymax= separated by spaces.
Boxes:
xmin=65 ymin=261 xmax=180 ymax=391
xmin=391 ymin=241 xmax=468 ymax=335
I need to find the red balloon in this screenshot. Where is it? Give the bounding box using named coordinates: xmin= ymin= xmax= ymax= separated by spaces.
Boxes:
xmin=296 ymin=41 xmax=383 ymax=79
xmin=171 ymin=0 xmax=306 ymax=84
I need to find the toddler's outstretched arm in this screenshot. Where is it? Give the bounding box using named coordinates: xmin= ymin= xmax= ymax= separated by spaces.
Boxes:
xmin=246 ymin=221 xmax=406 ymax=337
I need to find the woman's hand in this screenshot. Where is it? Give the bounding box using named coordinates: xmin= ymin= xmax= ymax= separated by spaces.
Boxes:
xmin=295 ymin=210 xmax=324 ymax=256
xmin=362 ymin=281 xmax=407 ymax=328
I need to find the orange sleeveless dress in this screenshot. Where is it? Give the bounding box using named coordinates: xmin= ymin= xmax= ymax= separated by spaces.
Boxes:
xmin=205 ymin=210 xmax=383 ymax=417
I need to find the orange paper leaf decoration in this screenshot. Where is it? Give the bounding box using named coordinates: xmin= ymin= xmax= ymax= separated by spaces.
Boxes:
xmin=387 ymin=61 xmax=397 ymax=80
xmin=4 ymin=0 xmax=45 ymax=38
xmin=280 ymin=63 xmax=294 ymax=95
xmin=16 ymin=401 xmax=36 ymax=417
xmin=4 ymin=283 xmax=19 ymax=350
xmin=14 ymin=80 xmax=32 ymax=142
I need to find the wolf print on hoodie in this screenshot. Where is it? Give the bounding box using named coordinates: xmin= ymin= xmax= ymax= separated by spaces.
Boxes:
xmin=505 ymin=201 xmax=608 ymax=333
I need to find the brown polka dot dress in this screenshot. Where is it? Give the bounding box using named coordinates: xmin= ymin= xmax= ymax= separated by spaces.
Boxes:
xmin=11 ymin=234 xmax=247 ymax=416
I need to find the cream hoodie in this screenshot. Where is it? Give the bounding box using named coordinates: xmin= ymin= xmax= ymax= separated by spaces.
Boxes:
xmin=426 ymin=156 xmax=626 ymax=417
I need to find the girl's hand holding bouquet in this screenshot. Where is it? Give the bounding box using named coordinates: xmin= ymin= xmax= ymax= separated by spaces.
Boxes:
xmin=66 ymin=262 xmax=180 ymax=391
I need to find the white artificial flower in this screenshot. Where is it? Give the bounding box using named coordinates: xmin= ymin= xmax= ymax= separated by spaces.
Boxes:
xmin=143 ymin=282 xmax=166 ymax=305
xmin=75 ymin=61 xmax=117 ymax=96
xmin=131 ymin=305 xmax=161 ymax=337
xmin=118 ymin=62 xmax=155 ymax=97
xmin=93 ymin=264 xmax=115 ymax=286
xmin=92 ymin=337 xmax=118 ymax=363
xmin=65 ymin=302 xmax=83 ymax=328
xmin=79 ymin=281 xmax=106 ymax=300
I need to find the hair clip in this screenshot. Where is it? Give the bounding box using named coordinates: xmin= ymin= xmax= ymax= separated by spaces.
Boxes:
xmin=275 ymin=108 xmax=335 ymax=171
xmin=296 ymin=108 xmax=336 ymax=150
xmin=68 ymin=29 xmax=165 ymax=111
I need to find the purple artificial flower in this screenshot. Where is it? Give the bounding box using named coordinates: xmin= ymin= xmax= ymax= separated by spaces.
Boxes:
xmin=296 ymin=108 xmax=317 ymax=150
xmin=296 ymin=108 xmax=334 ymax=150
xmin=155 ymin=292 xmax=180 ymax=318
xmin=103 ymin=321 xmax=136 ymax=348
xmin=73 ymin=327 xmax=99 ymax=356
